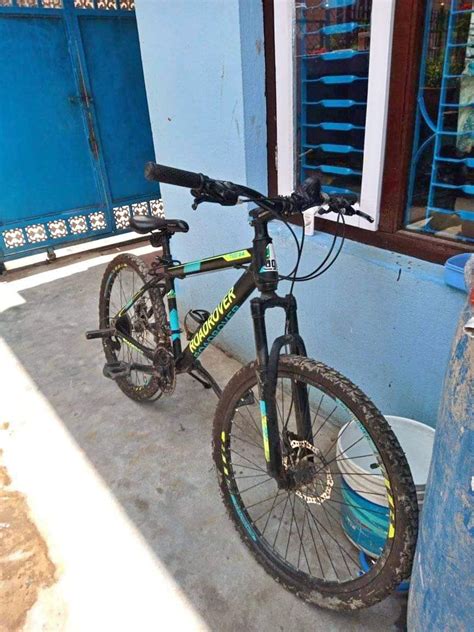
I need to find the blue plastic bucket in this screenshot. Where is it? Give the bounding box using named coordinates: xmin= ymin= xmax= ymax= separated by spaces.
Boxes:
xmin=444 ymin=253 xmax=472 ymax=292
xmin=340 ymin=478 xmax=388 ymax=558
xmin=337 ymin=416 xmax=434 ymax=560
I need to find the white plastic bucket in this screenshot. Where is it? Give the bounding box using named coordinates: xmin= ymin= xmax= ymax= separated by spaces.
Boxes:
xmin=336 ymin=415 xmax=435 ymax=507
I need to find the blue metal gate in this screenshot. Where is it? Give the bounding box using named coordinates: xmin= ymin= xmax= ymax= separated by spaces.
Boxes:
xmin=0 ymin=0 xmax=162 ymax=263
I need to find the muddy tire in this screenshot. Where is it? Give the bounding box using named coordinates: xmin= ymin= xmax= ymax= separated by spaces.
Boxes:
xmin=98 ymin=253 xmax=168 ymax=401
xmin=212 ymin=355 xmax=418 ymax=610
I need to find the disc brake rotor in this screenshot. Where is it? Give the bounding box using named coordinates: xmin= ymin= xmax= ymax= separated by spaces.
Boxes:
xmin=284 ymin=438 xmax=334 ymax=505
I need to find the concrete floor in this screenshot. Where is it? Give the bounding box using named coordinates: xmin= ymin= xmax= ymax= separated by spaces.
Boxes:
xmin=0 ymin=245 xmax=406 ymax=631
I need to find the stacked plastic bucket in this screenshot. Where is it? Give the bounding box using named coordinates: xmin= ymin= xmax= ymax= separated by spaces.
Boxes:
xmin=337 ymin=416 xmax=434 ymax=564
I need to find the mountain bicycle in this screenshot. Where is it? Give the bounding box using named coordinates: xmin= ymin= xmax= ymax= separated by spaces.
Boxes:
xmin=86 ymin=162 xmax=418 ymax=611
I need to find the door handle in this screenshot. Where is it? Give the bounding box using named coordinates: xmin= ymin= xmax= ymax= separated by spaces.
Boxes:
xmin=68 ymin=94 xmax=93 ymax=105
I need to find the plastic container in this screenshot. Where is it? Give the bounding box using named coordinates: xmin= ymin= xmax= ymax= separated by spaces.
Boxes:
xmin=340 ymin=478 xmax=389 ymax=558
xmin=444 ymin=253 xmax=472 ymax=292
xmin=337 ymin=415 xmax=435 ymax=557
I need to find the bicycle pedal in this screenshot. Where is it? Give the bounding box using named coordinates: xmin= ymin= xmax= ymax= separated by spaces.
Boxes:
xmin=184 ymin=309 xmax=210 ymax=340
xmin=103 ymin=361 xmax=131 ymax=380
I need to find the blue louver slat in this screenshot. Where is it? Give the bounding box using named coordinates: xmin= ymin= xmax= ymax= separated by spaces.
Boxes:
xmin=304 ymin=143 xmax=363 ymax=154
xmin=303 ymin=99 xmax=367 ymax=108
xmin=435 ymin=156 xmax=474 ymax=167
xmin=303 ymin=49 xmax=368 ymax=61
xmin=303 ymin=122 xmax=365 ymax=131
xmin=304 ymin=75 xmax=367 ymax=85
xmin=440 ymin=101 xmax=474 ymax=108
xmin=433 ymin=182 xmax=474 ymax=195
xmin=303 ymin=163 xmax=362 ymax=176
xmin=313 ymin=0 xmax=357 ymax=8
xmin=428 ymin=206 xmax=474 ymax=216
xmin=321 ymin=22 xmax=359 ymax=35
xmin=308 ymin=22 xmax=360 ymax=36
xmin=322 ymin=185 xmax=358 ymax=196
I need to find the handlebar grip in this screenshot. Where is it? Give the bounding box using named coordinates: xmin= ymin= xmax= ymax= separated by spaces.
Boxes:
xmin=144 ymin=162 xmax=203 ymax=189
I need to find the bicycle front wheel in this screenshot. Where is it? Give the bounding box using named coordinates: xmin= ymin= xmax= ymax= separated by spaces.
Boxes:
xmin=212 ymin=355 xmax=418 ymax=610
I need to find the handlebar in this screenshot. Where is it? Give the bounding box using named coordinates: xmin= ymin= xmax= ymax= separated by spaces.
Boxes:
xmin=144 ymin=161 xmax=373 ymax=223
xmin=145 ymin=162 xmax=203 ymax=189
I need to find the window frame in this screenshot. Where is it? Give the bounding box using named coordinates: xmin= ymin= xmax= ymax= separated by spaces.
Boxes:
xmin=263 ymin=0 xmax=474 ymax=264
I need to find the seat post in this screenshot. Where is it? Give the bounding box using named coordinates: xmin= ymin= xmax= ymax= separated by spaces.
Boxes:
xmin=160 ymin=232 xmax=173 ymax=264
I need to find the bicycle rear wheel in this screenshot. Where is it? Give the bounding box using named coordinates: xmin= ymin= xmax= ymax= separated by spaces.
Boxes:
xmin=99 ymin=253 xmax=168 ymax=401
xmin=212 ymin=355 xmax=418 ymax=610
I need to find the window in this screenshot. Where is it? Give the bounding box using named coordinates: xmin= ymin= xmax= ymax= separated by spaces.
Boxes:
xmin=405 ymin=1 xmax=473 ymax=245
xmin=293 ymin=0 xmax=396 ymax=230
xmin=265 ymin=0 xmax=474 ymax=262
xmin=295 ymin=1 xmax=372 ymax=202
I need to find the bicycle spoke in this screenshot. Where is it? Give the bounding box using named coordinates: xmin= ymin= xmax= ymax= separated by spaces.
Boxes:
xmin=312 ymin=403 xmax=337 ymax=441
xmin=319 ymin=501 xmax=359 ymax=572
xmin=252 ymin=491 xmax=287 ymax=525
xmin=284 ymin=394 xmax=294 ymax=431
xmin=236 ymin=409 xmax=262 ymax=443
xmin=284 ymin=493 xmax=295 ymax=561
xmin=310 ymin=498 xmax=359 ymax=569
xmin=230 ymin=448 xmax=267 ymax=473
xmin=232 ymin=462 xmax=268 ymax=474
xmin=304 ymin=503 xmax=324 ymax=578
xmin=260 ymin=490 xmax=285 ymax=534
xmin=325 ymin=496 xmax=388 ymax=516
xmin=291 ymin=493 xmax=311 ymax=574
xmin=273 ymin=493 xmax=290 ymax=549
xmin=329 ymin=483 xmax=387 ymax=498
xmin=244 ymin=489 xmax=284 ymax=511
xmin=238 ymin=477 xmax=274 ymax=495
xmin=319 ymin=435 xmax=366 ymax=473
xmin=241 ymin=404 xmax=263 ymax=440
xmin=231 ymin=424 xmax=263 ymax=451
xmin=301 ymin=500 xmax=341 ymax=581
xmin=234 ymin=472 xmax=269 ymax=480
xmin=280 ymin=378 xmax=285 ymax=426
xmin=310 ymin=393 xmax=324 ymax=433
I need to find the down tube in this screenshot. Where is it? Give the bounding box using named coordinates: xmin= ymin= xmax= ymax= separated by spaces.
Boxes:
xmin=178 ymin=268 xmax=256 ymax=370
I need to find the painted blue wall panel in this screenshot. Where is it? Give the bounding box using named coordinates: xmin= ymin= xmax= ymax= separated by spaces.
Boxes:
xmin=0 ymin=16 xmax=99 ymax=220
xmin=135 ymin=0 xmax=465 ymax=428
xmin=79 ymin=15 xmax=158 ymax=203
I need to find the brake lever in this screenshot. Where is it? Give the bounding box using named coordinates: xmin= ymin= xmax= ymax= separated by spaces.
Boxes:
xmin=339 ymin=205 xmax=374 ymax=223
xmin=191 ymin=193 xmax=215 ymax=210
xmin=190 ymin=182 xmax=239 ymax=210
xmin=317 ymin=201 xmax=374 ymax=223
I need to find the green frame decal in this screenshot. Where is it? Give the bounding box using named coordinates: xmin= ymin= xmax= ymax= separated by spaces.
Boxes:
xmin=168 ymin=249 xmax=252 ymax=278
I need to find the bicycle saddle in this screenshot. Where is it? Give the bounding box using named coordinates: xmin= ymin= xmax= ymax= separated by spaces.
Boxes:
xmin=130 ymin=216 xmax=189 ymax=235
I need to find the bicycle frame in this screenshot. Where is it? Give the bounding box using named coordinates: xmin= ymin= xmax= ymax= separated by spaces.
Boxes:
xmin=106 ymin=217 xmax=312 ymax=486
xmin=165 ymin=250 xmax=256 ymax=371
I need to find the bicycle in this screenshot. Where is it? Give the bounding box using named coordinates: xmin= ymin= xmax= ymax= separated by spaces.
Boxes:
xmin=86 ymin=162 xmax=418 ymax=611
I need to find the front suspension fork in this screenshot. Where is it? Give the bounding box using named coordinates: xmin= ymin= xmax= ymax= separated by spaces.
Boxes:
xmin=251 ymin=294 xmax=313 ymax=487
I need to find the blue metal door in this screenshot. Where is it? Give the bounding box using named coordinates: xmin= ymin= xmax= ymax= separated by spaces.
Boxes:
xmin=0 ymin=0 xmax=162 ymax=262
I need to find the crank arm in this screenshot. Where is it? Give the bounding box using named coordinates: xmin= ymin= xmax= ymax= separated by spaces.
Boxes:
xmin=86 ymin=328 xmax=115 ymax=340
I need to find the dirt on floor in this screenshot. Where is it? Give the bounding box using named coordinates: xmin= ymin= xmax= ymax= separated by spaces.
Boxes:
xmin=0 ymin=442 xmax=56 ymax=632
